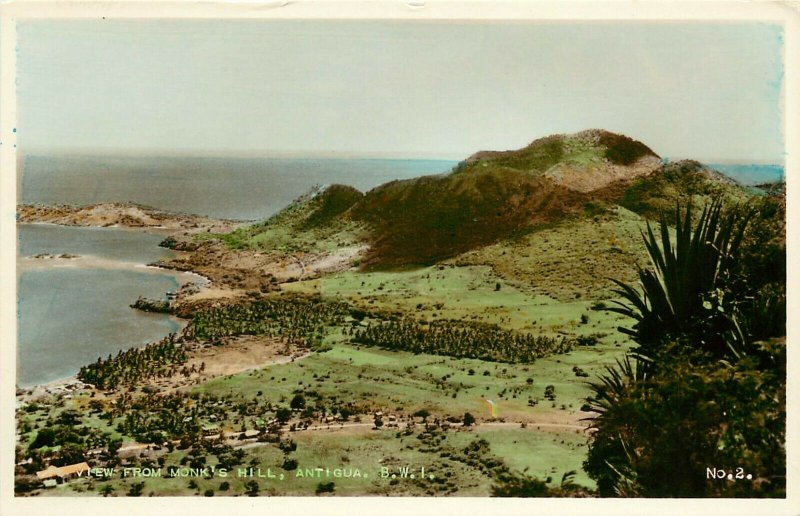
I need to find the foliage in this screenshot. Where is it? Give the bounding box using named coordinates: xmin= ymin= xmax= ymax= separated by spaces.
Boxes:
xmin=620 ymin=161 xmax=746 ymax=220
xmin=290 ymin=394 xmax=306 ymax=410
xmin=584 ymin=342 xmax=785 ymax=497
xmin=315 ymin=482 xmax=335 ymax=494
xmin=607 ymin=199 xmax=751 ymax=358
xmin=186 ymin=295 xmax=351 ymax=343
xmin=587 ymin=196 xmax=786 ymax=497
xmin=351 ymin=318 xmax=574 ymax=363
xmin=301 ymin=184 xmax=363 ymax=229
xmin=78 ymin=333 xmax=187 ymax=389
xmin=597 ymin=131 xmax=657 ymax=165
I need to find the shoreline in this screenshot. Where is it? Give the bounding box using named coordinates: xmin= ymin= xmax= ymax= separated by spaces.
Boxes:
xmin=16 ymin=215 xmax=218 ymax=395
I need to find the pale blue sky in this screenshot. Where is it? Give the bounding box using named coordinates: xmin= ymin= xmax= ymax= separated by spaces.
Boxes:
xmin=16 ymin=20 xmax=784 ymax=161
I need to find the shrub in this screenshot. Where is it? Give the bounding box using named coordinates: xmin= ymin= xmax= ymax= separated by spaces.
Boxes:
xmin=463 ymin=413 xmax=475 ymax=427
xmin=315 ymin=482 xmax=335 ymax=495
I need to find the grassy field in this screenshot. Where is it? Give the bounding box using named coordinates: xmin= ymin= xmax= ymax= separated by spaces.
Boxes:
xmin=453 ymin=205 xmax=653 ymax=301
xmin=282 ymin=262 xmax=629 ymax=334
xmin=39 ymin=422 xmax=594 ymax=497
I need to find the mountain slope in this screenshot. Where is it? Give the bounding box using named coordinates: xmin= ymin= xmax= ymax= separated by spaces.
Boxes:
xmin=350 ymin=130 xmax=659 ymax=267
xmin=213 ymin=130 xmax=754 ymax=270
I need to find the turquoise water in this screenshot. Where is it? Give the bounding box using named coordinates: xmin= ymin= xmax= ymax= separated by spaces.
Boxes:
xmin=20 ymin=155 xmax=458 ymax=220
xmin=17 ymin=224 xmax=184 ymax=387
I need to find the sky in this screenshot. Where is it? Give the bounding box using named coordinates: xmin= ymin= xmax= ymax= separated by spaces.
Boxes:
xmin=16 ymin=20 xmax=785 ymax=162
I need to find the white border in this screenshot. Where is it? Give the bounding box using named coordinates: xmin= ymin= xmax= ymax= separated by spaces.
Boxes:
xmin=0 ymin=2 xmax=797 ymax=515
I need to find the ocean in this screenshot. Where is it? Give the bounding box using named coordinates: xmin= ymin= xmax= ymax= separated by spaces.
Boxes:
xmin=19 ymin=154 xmax=458 ymax=220
xmin=17 ymin=156 xmax=457 ymax=387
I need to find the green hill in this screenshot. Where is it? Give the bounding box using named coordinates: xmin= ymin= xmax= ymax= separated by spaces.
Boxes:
xmin=213 ymin=130 xmax=754 ymax=270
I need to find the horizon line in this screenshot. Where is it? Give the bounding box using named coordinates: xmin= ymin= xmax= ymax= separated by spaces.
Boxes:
xmin=16 ymin=147 xmax=466 ymax=161
xmin=15 ymin=148 xmax=786 ymax=166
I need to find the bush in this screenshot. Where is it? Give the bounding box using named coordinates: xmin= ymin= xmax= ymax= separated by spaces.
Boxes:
xmin=245 ymin=480 xmax=260 ymax=496
xmin=584 ymin=342 xmax=785 ymax=497
xmin=290 ymin=394 xmax=306 ymax=410
xmin=315 ymin=482 xmax=335 ymax=494
xmin=586 ymin=197 xmax=786 ymax=497
xmin=463 ymin=413 xmax=476 ymax=427
xmin=607 ymin=200 xmax=752 ymax=358
xmin=128 ymin=482 xmax=145 ymax=497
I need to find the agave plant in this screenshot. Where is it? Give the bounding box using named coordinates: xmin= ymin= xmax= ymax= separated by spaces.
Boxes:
xmin=582 ymin=354 xmax=650 ymax=496
xmin=607 ymin=199 xmax=751 ymax=356
xmin=583 ymin=354 xmax=651 ymax=421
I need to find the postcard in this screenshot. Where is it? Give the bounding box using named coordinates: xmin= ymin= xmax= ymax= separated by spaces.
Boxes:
xmin=0 ymin=1 xmax=797 ymax=515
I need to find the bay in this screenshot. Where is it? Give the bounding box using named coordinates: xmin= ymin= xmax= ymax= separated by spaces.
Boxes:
xmin=17 ymin=224 xmax=189 ymax=388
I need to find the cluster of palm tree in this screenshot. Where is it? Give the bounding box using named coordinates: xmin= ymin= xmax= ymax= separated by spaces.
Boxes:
xmin=350 ymin=318 xmax=573 ymax=363
xmin=186 ymin=295 xmax=352 ymax=343
xmin=78 ymin=333 xmax=188 ymax=389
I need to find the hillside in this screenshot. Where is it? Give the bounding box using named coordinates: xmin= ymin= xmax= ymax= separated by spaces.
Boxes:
xmin=206 ymin=130 xmax=754 ymax=271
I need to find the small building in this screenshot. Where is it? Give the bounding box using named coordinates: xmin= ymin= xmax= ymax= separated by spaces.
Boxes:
xmin=36 ymin=462 xmax=90 ymax=483
xmin=202 ymin=424 xmax=220 ymax=437
xmin=243 ymin=429 xmax=260 ymax=439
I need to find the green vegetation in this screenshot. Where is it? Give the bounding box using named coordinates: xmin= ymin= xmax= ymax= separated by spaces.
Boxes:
xmin=453 ymin=206 xmax=651 ymax=300
xmin=78 ymin=334 xmax=187 ymax=390
xmin=607 ymin=200 xmax=750 ymax=357
xmin=17 ymin=130 xmax=783 ymax=499
xmin=186 ymin=294 xmax=351 ymax=343
xmin=351 ymin=318 xmax=574 ymax=363
xmin=352 ymin=166 xmax=584 ymax=266
xmin=620 ymin=160 xmax=749 ymax=220
xmin=210 ymin=185 xmax=368 ymax=254
xmin=204 ymin=130 xmax=750 ymax=273
xmin=586 ymin=195 xmax=786 ymax=497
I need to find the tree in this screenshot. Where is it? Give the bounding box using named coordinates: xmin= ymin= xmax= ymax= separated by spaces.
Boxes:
xmin=29 ymin=428 xmax=56 ymax=450
xmin=245 ymin=480 xmax=260 ymax=496
xmin=276 ymin=407 xmax=292 ymax=424
xmin=413 ymin=409 xmax=430 ymax=422
xmin=315 ymin=482 xmax=335 ymax=495
xmin=463 ymin=412 xmax=475 ymax=427
xmin=584 ymin=342 xmax=785 ymax=497
xmin=127 ymin=482 xmax=145 ymax=497
xmin=290 ymin=394 xmax=306 ymax=410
